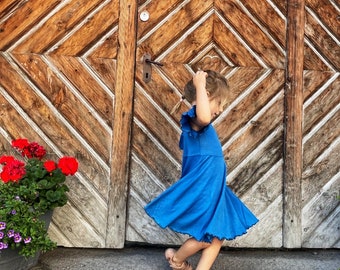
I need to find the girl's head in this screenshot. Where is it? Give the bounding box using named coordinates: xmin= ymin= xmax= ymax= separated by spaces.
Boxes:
xmin=183 ymin=70 xmax=228 ymax=105
xmin=183 ymin=70 xmax=228 ymax=117
xmin=170 ymin=70 xmax=228 ymax=115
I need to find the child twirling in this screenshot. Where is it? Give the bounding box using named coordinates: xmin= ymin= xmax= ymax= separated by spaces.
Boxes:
xmin=145 ymin=70 xmax=258 ymax=270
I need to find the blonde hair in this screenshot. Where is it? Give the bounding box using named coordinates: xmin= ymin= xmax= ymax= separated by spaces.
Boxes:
xmin=171 ymin=70 xmax=228 ymax=115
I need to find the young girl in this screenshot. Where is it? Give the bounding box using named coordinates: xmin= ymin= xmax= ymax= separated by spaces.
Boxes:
xmin=145 ymin=70 xmax=258 ymax=270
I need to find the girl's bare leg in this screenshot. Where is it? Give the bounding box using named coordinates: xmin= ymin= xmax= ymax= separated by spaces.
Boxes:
xmin=170 ymin=237 xmax=223 ymax=269
xmin=172 ymin=238 xmax=210 ymax=264
xmin=196 ymin=238 xmax=223 ymax=270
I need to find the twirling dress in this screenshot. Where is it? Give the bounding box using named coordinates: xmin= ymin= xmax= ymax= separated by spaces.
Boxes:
xmin=144 ymin=106 xmax=258 ymax=242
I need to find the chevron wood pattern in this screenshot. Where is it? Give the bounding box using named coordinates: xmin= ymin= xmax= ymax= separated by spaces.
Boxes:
xmin=0 ymin=0 xmax=339 ymax=249
xmin=0 ymin=0 xmax=120 ymax=248
xmin=126 ymin=0 xmax=339 ymax=248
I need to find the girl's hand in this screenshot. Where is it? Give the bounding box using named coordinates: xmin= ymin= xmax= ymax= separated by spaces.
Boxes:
xmin=193 ymin=70 xmax=207 ymax=90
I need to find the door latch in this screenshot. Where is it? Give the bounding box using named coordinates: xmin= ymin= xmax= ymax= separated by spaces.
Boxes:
xmin=143 ymin=53 xmax=163 ymax=83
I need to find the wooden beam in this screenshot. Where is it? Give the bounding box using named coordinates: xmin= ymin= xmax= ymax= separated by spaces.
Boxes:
xmin=106 ymin=0 xmax=137 ymax=248
xmin=283 ymin=0 xmax=305 ymax=248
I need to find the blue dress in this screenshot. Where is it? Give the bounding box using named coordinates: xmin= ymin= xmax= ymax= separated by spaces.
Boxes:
xmin=145 ymin=106 xmax=258 ymax=242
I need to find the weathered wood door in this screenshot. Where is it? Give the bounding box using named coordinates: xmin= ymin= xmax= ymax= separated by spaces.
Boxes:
xmin=0 ymin=0 xmax=122 ymax=248
xmin=126 ymin=0 xmax=339 ymax=249
xmin=0 ymin=0 xmax=339 ymax=250
xmin=126 ymin=0 xmax=286 ymax=248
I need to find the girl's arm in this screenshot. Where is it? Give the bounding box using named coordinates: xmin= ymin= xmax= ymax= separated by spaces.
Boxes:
xmin=191 ymin=71 xmax=212 ymax=130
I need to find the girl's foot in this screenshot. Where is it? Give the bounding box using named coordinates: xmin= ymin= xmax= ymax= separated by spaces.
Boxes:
xmin=165 ymin=248 xmax=193 ymax=270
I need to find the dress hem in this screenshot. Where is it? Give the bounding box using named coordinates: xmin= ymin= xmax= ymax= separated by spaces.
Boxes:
xmin=146 ymin=211 xmax=259 ymax=243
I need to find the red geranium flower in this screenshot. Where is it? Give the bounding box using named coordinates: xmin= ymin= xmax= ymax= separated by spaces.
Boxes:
xmin=43 ymin=160 xmax=57 ymax=172
xmin=26 ymin=142 xmax=46 ymax=159
xmin=11 ymin=139 xmax=29 ymax=150
xmin=12 ymin=139 xmax=46 ymax=159
xmin=58 ymin=157 xmax=78 ymax=176
xmin=0 ymin=156 xmax=15 ymax=165
xmin=0 ymin=158 xmax=25 ymax=183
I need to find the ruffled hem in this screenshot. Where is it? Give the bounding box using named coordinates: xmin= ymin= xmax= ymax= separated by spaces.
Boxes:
xmin=146 ymin=211 xmax=259 ymax=243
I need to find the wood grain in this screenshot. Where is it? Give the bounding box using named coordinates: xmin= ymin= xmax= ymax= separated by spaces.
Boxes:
xmin=283 ymin=0 xmax=305 ymax=248
xmin=1 ymin=0 xmax=339 ymax=249
xmin=106 ymin=0 xmax=137 ymax=248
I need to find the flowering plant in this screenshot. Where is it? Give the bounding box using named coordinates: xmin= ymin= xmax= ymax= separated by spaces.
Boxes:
xmin=0 ymin=138 xmax=78 ymax=258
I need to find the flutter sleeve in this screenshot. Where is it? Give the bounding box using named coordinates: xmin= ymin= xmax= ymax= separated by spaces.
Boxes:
xmin=180 ymin=106 xmax=196 ymax=133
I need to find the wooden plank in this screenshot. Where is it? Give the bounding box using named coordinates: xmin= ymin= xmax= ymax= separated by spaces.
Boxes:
xmin=190 ymin=49 xmax=234 ymax=73
xmin=302 ymin=136 xmax=340 ymax=249
xmin=51 ymin=0 xmax=119 ymax=56
xmin=305 ymin=10 xmax=340 ymax=70
xmin=47 ymin=55 xmax=114 ymax=127
xmin=240 ymin=0 xmax=286 ymax=47
xmin=0 ymin=84 xmax=44 ymax=143
xmin=137 ymin=0 xmax=183 ymax=40
xmin=134 ymin=86 xmax=182 ymax=162
xmin=11 ymin=53 xmax=111 ymax=163
xmin=302 ymin=169 xmax=339 ymax=239
xmin=0 ymin=0 xmax=25 ymax=19
xmin=213 ymin=14 xmax=262 ymax=67
xmin=303 ymin=86 xmax=340 ymax=167
xmin=303 ymin=71 xmax=333 ymax=101
xmin=225 ymin=98 xmax=284 ymax=174
xmin=0 ymin=0 xmax=62 ymax=50
xmin=227 ymin=196 xmax=283 ymax=248
xmin=302 ymin=210 xmax=340 ymax=248
xmin=157 ymin=14 xmax=213 ymax=64
xmin=215 ymin=0 xmax=285 ymax=68
xmin=216 ymin=69 xmax=284 ymax=145
xmin=283 ymin=0 xmax=305 ymax=248
xmin=131 ymin=122 xmax=181 ymax=187
xmin=88 ymin=31 xmax=119 ymax=59
xmin=12 ymin=0 xmax=105 ymax=53
xmin=229 ymin=127 xmax=283 ymax=196
xmin=306 ymin=0 xmax=339 ymax=40
xmin=86 ymin=57 xmax=117 ymax=91
xmin=137 ymin=0 xmax=213 ymax=59
xmin=51 ymin=203 xmax=105 ymax=247
xmin=134 ymin=63 xmax=186 ymax=128
xmin=241 ymin=163 xmax=283 ymax=216
xmin=304 ymin=45 xmax=333 ymax=71
xmin=106 ymin=0 xmax=137 ymax=248
xmin=270 ymin=0 xmax=287 ymax=15
xmin=302 ymin=138 xmax=340 ymax=204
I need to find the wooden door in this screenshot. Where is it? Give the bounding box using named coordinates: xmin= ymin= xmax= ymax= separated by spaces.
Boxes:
xmin=0 ymin=0 xmax=123 ymax=248
xmin=126 ymin=0 xmax=339 ymax=249
xmin=0 ymin=0 xmax=338 ymax=250
xmin=126 ymin=0 xmax=286 ymax=248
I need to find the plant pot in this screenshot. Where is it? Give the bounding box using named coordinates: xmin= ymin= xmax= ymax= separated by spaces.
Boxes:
xmin=0 ymin=211 xmax=53 ymax=270
xmin=0 ymin=248 xmax=40 ymax=270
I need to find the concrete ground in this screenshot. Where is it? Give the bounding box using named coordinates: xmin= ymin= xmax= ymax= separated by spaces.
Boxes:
xmin=31 ymin=246 xmax=340 ymax=270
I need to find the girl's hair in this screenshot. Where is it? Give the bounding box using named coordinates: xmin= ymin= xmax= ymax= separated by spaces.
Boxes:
xmin=171 ymin=70 xmax=228 ymax=115
xmin=184 ymin=70 xmax=228 ymax=103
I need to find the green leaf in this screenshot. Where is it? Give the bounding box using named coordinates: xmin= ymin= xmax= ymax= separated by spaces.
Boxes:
xmin=46 ymin=190 xmax=61 ymax=202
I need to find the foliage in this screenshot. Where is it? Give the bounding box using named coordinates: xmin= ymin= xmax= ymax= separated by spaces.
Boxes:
xmin=0 ymin=139 xmax=78 ymax=258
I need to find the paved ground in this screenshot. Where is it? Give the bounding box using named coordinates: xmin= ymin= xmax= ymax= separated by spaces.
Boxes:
xmin=31 ymin=246 xmax=340 ymax=270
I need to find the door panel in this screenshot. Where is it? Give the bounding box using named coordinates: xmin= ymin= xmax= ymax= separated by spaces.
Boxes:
xmin=0 ymin=0 xmax=119 ymax=248
xmin=127 ymin=0 xmax=286 ymax=247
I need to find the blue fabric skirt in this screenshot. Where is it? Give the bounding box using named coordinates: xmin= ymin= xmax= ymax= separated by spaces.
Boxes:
xmin=145 ymin=156 xmax=258 ymax=242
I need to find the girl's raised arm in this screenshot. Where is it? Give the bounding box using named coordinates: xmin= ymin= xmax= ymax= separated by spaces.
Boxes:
xmin=192 ymin=71 xmax=211 ymax=129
